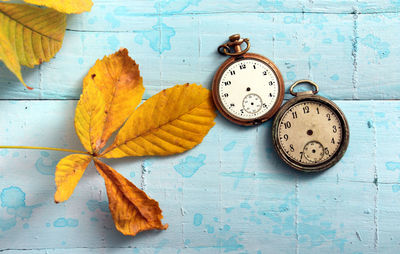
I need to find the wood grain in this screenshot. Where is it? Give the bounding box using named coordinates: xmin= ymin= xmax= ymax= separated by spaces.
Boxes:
xmin=0 ymin=100 xmax=399 ymax=253
xmin=0 ymin=1 xmax=399 ymax=100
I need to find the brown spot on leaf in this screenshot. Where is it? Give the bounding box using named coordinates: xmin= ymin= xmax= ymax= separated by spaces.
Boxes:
xmin=91 ymin=74 xmax=96 ymax=79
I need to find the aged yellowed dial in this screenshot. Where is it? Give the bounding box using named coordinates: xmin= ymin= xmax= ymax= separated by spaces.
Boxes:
xmin=272 ymin=80 xmax=349 ymax=172
xmin=278 ymin=101 xmax=343 ymax=165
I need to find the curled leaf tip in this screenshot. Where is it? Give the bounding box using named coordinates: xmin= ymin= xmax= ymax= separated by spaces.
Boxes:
xmin=25 ymin=84 xmax=34 ymax=90
xmin=119 ymin=47 xmax=128 ymax=53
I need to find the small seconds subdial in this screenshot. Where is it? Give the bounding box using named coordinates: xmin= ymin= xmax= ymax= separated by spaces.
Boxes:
xmin=242 ymin=94 xmax=262 ymax=114
xmin=303 ymin=141 xmax=324 ymax=163
xmin=218 ymin=58 xmax=279 ymax=120
xmin=278 ymin=101 xmax=343 ymax=166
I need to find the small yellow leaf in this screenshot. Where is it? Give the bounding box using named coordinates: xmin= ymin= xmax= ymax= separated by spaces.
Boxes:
xmin=94 ymin=159 xmax=168 ymax=236
xmin=0 ymin=3 xmax=66 ymax=68
xmin=22 ymin=0 xmax=93 ymax=14
xmin=75 ymin=79 xmax=107 ymax=154
xmin=101 ymin=84 xmax=216 ymax=158
xmin=54 ymin=154 xmax=92 ymax=203
xmin=0 ymin=28 xmax=30 ymax=89
xmin=82 ymin=48 xmax=144 ymax=153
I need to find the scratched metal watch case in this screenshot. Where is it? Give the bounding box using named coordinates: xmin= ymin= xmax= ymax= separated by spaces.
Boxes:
xmin=272 ymin=80 xmax=350 ymax=172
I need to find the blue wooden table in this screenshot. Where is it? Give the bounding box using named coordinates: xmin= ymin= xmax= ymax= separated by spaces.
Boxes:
xmin=1 ymin=1 xmax=400 ymax=253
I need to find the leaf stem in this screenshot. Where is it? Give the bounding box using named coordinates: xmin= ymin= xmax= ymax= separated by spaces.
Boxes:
xmin=0 ymin=146 xmax=89 ymax=155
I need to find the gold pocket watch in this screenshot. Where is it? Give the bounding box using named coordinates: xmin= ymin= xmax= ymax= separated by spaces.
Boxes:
xmin=212 ymin=34 xmax=285 ymax=126
xmin=272 ymin=80 xmax=349 ymax=172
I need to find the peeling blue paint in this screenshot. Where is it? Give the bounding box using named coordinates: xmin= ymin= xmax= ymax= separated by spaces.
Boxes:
xmin=259 ymin=0 xmax=284 ymax=11
xmin=386 ymin=162 xmax=400 ymax=171
xmin=35 ymin=152 xmax=57 ymax=175
xmin=53 ymin=218 xmax=79 ymax=228
xmin=107 ymin=35 xmax=120 ymax=50
xmin=105 ymin=13 xmax=120 ymax=28
xmin=240 ymin=202 xmax=251 ymax=209
xmin=154 ymin=239 xmax=169 ymax=254
xmin=330 ymin=74 xmax=340 ymax=81
xmin=360 ymin=34 xmax=390 ymax=59
xmin=193 ymin=213 xmax=203 ymax=226
xmin=157 ymin=0 xmax=201 ymax=15
xmin=174 ymin=154 xmax=206 ymax=178
xmin=216 ymin=236 xmax=243 ymax=253
xmin=0 ymin=150 xmax=9 ymax=157
xmin=222 ymin=224 xmax=231 ymax=232
xmin=225 ymin=207 xmax=234 ymax=214
xmin=0 ymin=187 xmax=39 ymax=231
xmin=87 ymin=16 xmax=97 ymax=25
xmin=392 ymin=185 xmax=400 ymax=193
xmin=206 ymin=224 xmax=214 ymax=233
xmin=135 ymin=21 xmax=176 ymax=54
xmin=233 ymin=146 xmax=252 ymax=189
xmin=335 ymin=29 xmax=346 ymax=42
xmin=86 ymin=200 xmax=109 ymax=213
xmin=224 ymin=141 xmax=236 ymax=151
xmin=286 ymin=71 xmax=296 ymax=81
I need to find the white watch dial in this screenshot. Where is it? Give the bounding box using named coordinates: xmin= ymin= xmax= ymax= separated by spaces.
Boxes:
xmin=218 ymin=58 xmax=280 ymax=120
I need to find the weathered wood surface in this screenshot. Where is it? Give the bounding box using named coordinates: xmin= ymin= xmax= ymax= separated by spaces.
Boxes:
xmin=0 ymin=100 xmax=399 ymax=253
xmin=0 ymin=0 xmax=399 ymax=100
xmin=0 ymin=0 xmax=399 ymax=253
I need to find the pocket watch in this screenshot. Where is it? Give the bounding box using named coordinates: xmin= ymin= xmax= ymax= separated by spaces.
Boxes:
xmin=212 ymin=34 xmax=285 ymax=126
xmin=272 ymin=80 xmax=349 ymax=172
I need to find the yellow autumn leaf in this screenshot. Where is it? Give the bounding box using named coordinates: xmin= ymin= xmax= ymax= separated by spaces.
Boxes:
xmin=101 ymin=84 xmax=216 ymax=158
xmin=94 ymin=159 xmax=168 ymax=236
xmin=54 ymin=154 xmax=92 ymax=203
xmin=0 ymin=3 xmax=66 ymax=68
xmin=22 ymin=0 xmax=93 ymax=14
xmin=75 ymin=78 xmax=107 ymax=154
xmin=0 ymin=28 xmax=30 ymax=89
xmin=49 ymin=49 xmax=217 ymax=237
xmin=82 ymin=49 xmax=145 ymax=152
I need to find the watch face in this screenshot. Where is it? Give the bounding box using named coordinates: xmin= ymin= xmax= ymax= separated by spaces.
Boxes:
xmin=218 ymin=58 xmax=280 ymax=120
xmin=277 ymin=100 xmax=344 ymax=167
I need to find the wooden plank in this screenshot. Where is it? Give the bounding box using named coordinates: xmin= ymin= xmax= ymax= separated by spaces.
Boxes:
xmin=374 ymin=101 xmax=400 ymax=253
xmin=0 ymin=100 xmax=398 ymax=252
xmin=357 ymin=14 xmax=400 ymax=99
xmin=0 ymin=10 xmax=399 ymax=100
xmin=63 ymin=0 xmax=400 ymax=23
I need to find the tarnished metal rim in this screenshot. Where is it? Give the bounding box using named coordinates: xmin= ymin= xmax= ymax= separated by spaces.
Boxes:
xmin=271 ymin=94 xmax=350 ymax=172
